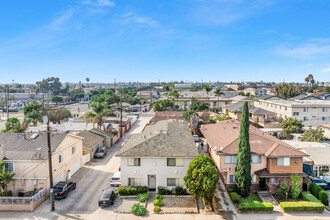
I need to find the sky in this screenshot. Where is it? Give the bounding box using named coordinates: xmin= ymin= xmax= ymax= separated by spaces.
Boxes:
xmin=0 ymin=0 xmax=330 ymax=84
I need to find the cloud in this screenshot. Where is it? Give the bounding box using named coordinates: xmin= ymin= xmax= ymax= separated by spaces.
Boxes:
xmin=119 ymin=12 xmax=156 ymax=26
xmin=257 ymin=29 xmax=276 ymax=34
xmin=322 ymin=68 xmax=330 ymax=72
xmin=78 ymin=0 xmax=115 ymax=7
xmin=49 ymin=8 xmax=75 ymax=31
xmin=273 ymin=38 xmax=330 ymax=58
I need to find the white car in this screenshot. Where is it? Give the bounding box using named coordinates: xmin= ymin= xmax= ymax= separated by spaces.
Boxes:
xmin=193 ymin=135 xmax=199 ymax=142
xmin=110 ymin=172 xmax=121 ymax=187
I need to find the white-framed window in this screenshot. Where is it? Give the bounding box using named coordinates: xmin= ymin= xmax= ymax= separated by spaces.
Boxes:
xmin=277 ymin=157 xmax=290 ymax=166
xmin=167 ymin=158 xmax=184 ymax=167
xmin=285 ymin=107 xmax=287 ymax=111
xmin=293 ymin=112 xmax=299 ymax=116
xmin=72 ymin=146 xmax=76 ymax=154
xmin=59 ymin=154 xmax=64 ymax=163
xmin=128 ymin=178 xmax=141 ymax=186
xmin=322 ymin=108 xmax=327 ymax=112
xmin=303 ymin=117 xmax=308 ymax=121
xmin=127 ymin=158 xmax=141 ymax=166
xmin=252 ymin=175 xmax=257 ymax=183
xmin=229 ymin=175 xmax=235 ymax=183
xmin=225 ymin=156 xmax=237 ymax=164
xmin=4 ymin=163 xmax=14 ymax=171
xmin=251 ymin=155 xmax=261 ymax=164
xmin=322 ymin=117 xmax=327 ymax=121
xmin=304 ymin=108 xmax=308 ymax=112
xmin=167 ymin=178 xmax=184 ymax=187
xmin=271 ymin=178 xmax=278 ymax=184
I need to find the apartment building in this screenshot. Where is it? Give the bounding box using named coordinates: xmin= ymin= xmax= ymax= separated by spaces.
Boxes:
xmin=254 ymin=100 xmax=330 ymax=127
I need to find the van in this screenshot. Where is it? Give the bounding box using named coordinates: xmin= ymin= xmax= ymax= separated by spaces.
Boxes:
xmin=110 ymin=172 xmax=121 ymax=187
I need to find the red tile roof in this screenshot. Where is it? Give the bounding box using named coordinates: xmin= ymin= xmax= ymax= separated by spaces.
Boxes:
xmin=200 ymin=120 xmax=307 ymax=157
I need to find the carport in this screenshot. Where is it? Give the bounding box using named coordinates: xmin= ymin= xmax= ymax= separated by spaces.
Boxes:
xmin=303 ymin=147 xmax=330 ymax=177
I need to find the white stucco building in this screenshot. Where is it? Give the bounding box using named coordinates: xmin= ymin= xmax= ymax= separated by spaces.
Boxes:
xmin=116 ymin=119 xmax=199 ymax=191
xmin=254 ymin=100 xmax=330 ymax=127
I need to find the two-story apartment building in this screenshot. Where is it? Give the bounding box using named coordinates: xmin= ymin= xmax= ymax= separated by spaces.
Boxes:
xmin=116 ymin=119 xmax=199 ymax=191
xmin=200 ymin=120 xmax=307 ymax=193
xmin=173 ymin=98 xmax=231 ymax=110
xmin=0 ymin=133 xmax=83 ymax=194
xmin=254 ymin=100 xmax=330 ymax=127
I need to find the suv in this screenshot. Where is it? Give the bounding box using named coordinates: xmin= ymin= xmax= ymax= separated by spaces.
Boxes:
xmin=95 ymin=147 xmax=107 ymax=159
xmin=54 ymin=181 xmax=76 ymax=199
xmin=99 ymin=188 xmax=116 ymax=207
xmin=110 ymin=172 xmax=121 ymax=187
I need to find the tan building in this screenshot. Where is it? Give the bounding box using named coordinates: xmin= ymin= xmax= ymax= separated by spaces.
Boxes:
xmin=77 ymin=130 xmax=105 ymax=160
xmin=0 ymin=133 xmax=83 ymax=194
xmin=200 ymin=120 xmax=307 ymax=193
xmin=320 ymin=124 xmax=330 ymax=139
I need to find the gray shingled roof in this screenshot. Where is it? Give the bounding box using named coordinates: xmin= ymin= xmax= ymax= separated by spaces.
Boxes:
xmin=77 ymin=130 xmax=104 ymax=149
xmin=0 ymin=133 xmax=68 ymax=160
xmin=224 ymin=102 xmax=244 ymax=112
xmin=224 ymin=102 xmax=275 ymax=115
xmin=116 ymin=119 xmax=199 ymax=158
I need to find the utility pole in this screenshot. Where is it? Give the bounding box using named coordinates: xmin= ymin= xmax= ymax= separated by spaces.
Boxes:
xmin=120 ymin=91 xmax=123 ymax=138
xmin=46 ymin=114 xmax=55 ymax=211
xmin=139 ymin=83 xmax=142 ymax=114
xmin=6 ymin=85 xmax=9 ymax=120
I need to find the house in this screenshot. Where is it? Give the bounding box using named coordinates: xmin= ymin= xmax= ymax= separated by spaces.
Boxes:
xmin=116 ymin=119 xmax=199 ymax=191
xmin=320 ymin=124 xmax=330 ymax=139
xmin=254 ymin=99 xmax=330 ymax=127
xmin=173 ymin=98 xmax=231 ymax=110
xmin=104 ymin=117 xmax=132 ymax=134
xmin=309 ymin=92 xmax=330 ymax=100
xmin=223 ymin=102 xmax=282 ymax=128
xmin=0 ymin=132 xmax=83 ymax=193
xmin=89 ymin=128 xmax=116 ymax=148
xmin=154 ymin=111 xmax=183 ymax=123
xmin=200 ymin=120 xmax=307 ymax=193
xmin=77 ymin=130 xmax=105 ymax=161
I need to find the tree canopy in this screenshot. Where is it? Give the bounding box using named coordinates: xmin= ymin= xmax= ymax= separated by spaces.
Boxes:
xmin=184 ymin=155 xmax=219 ymax=206
xmin=190 ymin=101 xmax=209 ymax=111
xmin=2 ymin=117 xmax=24 ymax=133
xmin=84 ymin=102 xmax=113 ymax=129
xmin=274 ymin=83 xmax=301 ymax=99
xmin=182 ymin=110 xmax=196 ymax=121
xmin=300 ymin=126 xmax=325 ymax=142
xmin=153 ymin=99 xmax=174 ymax=111
xmin=36 ymin=77 xmax=62 ymax=95
xmin=281 ymin=118 xmax=303 ymax=134
xmin=0 ymin=161 xmax=15 ymax=196
xmin=23 ymin=110 xmax=43 ymax=126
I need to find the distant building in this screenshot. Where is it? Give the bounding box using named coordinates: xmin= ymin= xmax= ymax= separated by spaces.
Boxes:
xmin=174 ymin=84 xmax=192 ymax=89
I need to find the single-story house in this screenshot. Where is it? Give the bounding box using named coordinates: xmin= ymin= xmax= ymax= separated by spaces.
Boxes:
xmin=77 ymin=130 xmax=105 ymax=161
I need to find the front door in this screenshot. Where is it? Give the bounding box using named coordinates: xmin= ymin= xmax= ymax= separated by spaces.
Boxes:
xmin=259 ymin=178 xmax=266 ymax=190
xmin=148 ymin=175 xmax=156 ymax=191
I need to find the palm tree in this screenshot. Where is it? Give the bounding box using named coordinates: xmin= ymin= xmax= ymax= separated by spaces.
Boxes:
xmin=0 ymin=162 xmax=15 ymax=196
xmin=23 ymin=110 xmax=43 ymax=126
xmin=16 ymin=84 xmax=23 ymax=93
xmin=214 ymin=87 xmax=224 ymax=101
xmin=190 ymin=96 xmax=197 ymax=104
xmin=163 ymin=84 xmax=171 ymax=99
xmin=204 ymin=85 xmax=212 ymax=97
xmin=86 ymin=77 xmax=90 ymax=87
xmin=84 ymin=102 xmax=112 ymax=129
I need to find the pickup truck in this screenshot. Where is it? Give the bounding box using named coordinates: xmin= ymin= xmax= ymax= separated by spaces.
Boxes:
xmin=94 ymin=147 xmax=107 ymax=159
xmin=54 ymin=181 xmax=76 ymax=199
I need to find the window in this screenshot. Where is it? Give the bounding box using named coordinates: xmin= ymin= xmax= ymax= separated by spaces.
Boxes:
xmin=127 ymin=158 xmax=141 ymax=166
xmin=271 ymin=178 xmax=278 ymax=184
xmin=279 ymin=106 xmax=281 ymax=110
xmin=128 ymin=178 xmax=141 ymax=186
xmin=167 ymin=178 xmax=184 ymax=187
xmin=323 ymin=108 xmax=327 ymax=112
xmin=229 ymin=175 xmax=235 ymax=183
xmin=293 ymin=112 xmax=299 ymax=116
xmin=322 ymin=117 xmax=327 ymax=121
xmin=304 ymin=108 xmax=308 ymax=112
xmin=303 ymin=117 xmax=308 ymax=121
xmin=59 ymin=154 xmax=64 ymax=163
xmin=4 ymin=163 xmax=14 ymax=171
xmin=72 ymin=146 xmax=76 ymax=154
xmin=252 ymin=175 xmax=257 ymax=183
xmin=251 ymin=155 xmax=261 ymax=164
xmin=167 ymin=158 xmax=184 ymax=167
xmin=225 ymin=156 xmax=237 ymax=164
xmin=277 ymin=157 xmax=290 ymax=166
xmin=285 ymin=107 xmax=287 ymax=111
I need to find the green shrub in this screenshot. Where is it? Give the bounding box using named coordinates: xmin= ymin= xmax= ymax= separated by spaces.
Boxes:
xmin=118 ymin=186 xmax=148 ymax=196
xmin=238 ymin=202 xmax=274 ymax=212
xmin=174 ymin=186 xmax=188 ymax=195
xmin=309 ymin=183 xmax=322 ymax=199
xmin=153 ymin=199 xmax=165 ymax=207
xmin=131 ymin=203 xmax=147 ymax=216
xmin=229 ymin=192 xmax=240 ymax=203
xmin=153 ymin=206 xmax=161 ymax=213
xmin=137 ymin=192 xmax=149 ymax=202
xmin=280 ymin=201 xmax=324 ymax=212
xmin=227 ymin=187 xmax=235 ymax=193
xmin=301 ymin=192 xmax=321 ymax=203
xmin=158 ymin=186 xmax=172 ymax=195
xmin=155 ymin=194 xmax=163 ymax=200
xmin=276 ymin=184 xmax=290 ymax=200
xmin=319 ymin=190 xmax=328 ymax=206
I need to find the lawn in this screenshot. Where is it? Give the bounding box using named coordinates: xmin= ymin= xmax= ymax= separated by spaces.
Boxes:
xmin=240 ymin=194 xmax=262 ymax=204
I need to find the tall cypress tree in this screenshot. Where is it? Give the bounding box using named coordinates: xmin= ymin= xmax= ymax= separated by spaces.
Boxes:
xmin=235 ymin=102 xmax=251 ymax=197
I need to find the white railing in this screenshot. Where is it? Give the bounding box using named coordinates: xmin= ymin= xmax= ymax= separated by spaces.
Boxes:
xmin=0 ymin=187 xmax=46 ymax=204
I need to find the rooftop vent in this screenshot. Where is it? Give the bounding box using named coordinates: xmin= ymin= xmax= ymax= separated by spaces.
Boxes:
xmin=30 ymin=134 xmax=39 ymax=140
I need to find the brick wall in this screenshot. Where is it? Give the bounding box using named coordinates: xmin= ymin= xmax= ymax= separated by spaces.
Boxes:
xmin=267 ymin=157 xmax=303 ymax=173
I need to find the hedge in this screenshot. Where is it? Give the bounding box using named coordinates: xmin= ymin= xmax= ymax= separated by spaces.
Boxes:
xmin=229 ymin=192 xmax=240 ymax=203
xmin=157 ymin=186 xmax=172 ymax=195
xmin=301 ymin=192 xmax=320 ymax=203
xmin=238 ymin=202 xmax=274 ymax=212
xmin=309 ymin=183 xmax=322 ymax=199
xmin=118 ymin=186 xmax=148 ymax=196
xmin=319 ymin=190 xmax=329 ymax=206
xmin=280 ymin=201 xmax=324 ymax=212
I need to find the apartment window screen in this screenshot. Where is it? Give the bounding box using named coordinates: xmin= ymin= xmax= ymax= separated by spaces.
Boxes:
xmin=127 ymin=158 xmax=141 ymax=166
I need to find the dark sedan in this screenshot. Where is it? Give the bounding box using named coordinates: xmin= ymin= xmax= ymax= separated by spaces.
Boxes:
xmin=98 ymin=188 xmax=116 ymax=207
xmin=54 ymin=181 xmax=76 ymax=199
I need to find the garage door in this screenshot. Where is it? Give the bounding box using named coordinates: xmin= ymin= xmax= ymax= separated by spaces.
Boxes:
xmin=53 ymin=170 xmax=65 ymax=186
xmin=69 ymin=158 xmax=81 ymax=179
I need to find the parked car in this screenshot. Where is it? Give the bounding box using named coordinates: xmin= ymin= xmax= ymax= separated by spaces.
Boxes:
xmin=310 ymin=178 xmax=328 ymax=190
xmin=322 ymin=176 xmax=330 ymax=188
xmin=110 ymin=172 xmax=121 ymax=187
xmin=95 ymin=147 xmax=107 ymax=158
xmin=149 ymin=118 xmax=154 ymax=123
xmin=54 ymin=181 xmax=76 ymax=199
xmin=193 ymin=135 xmax=199 ymax=142
xmin=98 ymin=188 xmax=116 ymax=207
